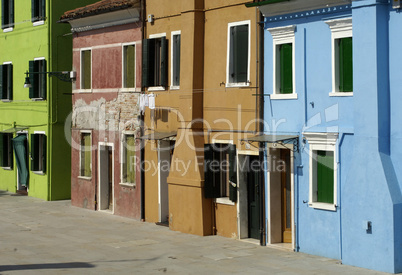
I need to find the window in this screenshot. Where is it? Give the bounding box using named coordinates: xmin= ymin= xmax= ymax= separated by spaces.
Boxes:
xmin=31 ymin=0 xmax=46 ymax=24
xmin=171 ymin=31 xmax=181 ymax=88
xmin=81 ymin=50 xmax=91 ymax=90
xmin=1 ymin=0 xmax=14 ymax=31
xmin=204 ymin=143 xmax=237 ymax=203
xmin=80 ymin=132 xmax=91 ymax=178
xmin=31 ymin=133 xmax=46 ymax=173
xmin=142 ymin=35 xmax=167 ymax=89
xmin=121 ymin=134 xmax=136 ymax=185
xmin=0 ymin=133 xmax=13 ymax=169
xmin=28 ymin=59 xmax=46 ymax=100
xmin=268 ymin=25 xmax=296 ymax=99
xmin=0 ymin=63 xmax=13 ymax=100
xmin=326 ymin=18 xmax=353 ymax=96
xmin=227 ymin=21 xmax=250 ymax=86
xmin=123 ymin=44 xmax=136 ymax=89
xmin=304 ymin=132 xmax=338 ymax=211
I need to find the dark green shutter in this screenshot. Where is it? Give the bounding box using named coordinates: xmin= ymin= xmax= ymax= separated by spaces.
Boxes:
xmin=160 ymin=37 xmax=168 ymax=87
xmin=339 ymin=37 xmax=353 ymax=92
xmin=280 ymin=43 xmax=293 ymax=94
xmin=7 ymin=134 xmax=12 ymax=169
xmin=233 ymin=25 xmax=248 ymax=83
xmin=40 ymin=0 xmax=45 ymax=20
xmin=316 ymin=150 xmax=334 ymax=204
xmin=31 ymin=0 xmax=36 ymax=22
xmin=29 ymin=60 xmax=35 ymax=98
xmin=31 ymin=134 xmax=39 ymax=171
xmin=126 ymin=45 xmax=135 ymax=88
xmin=9 ymin=0 xmax=13 ymax=27
xmin=228 ymin=144 xmax=237 ymax=203
xmin=204 ymin=144 xmax=217 ymax=199
xmin=83 ymin=51 xmax=91 ymax=89
xmin=142 ymin=39 xmax=151 ymax=88
xmin=41 ymin=135 xmax=46 ymax=173
xmin=1 ymin=0 xmax=5 ymax=29
xmin=40 ymin=60 xmax=46 ymax=99
xmin=0 ymin=133 xmax=4 ymax=167
xmin=0 ymin=65 xmax=4 ymax=100
xmin=173 ymin=35 xmax=181 ymax=86
xmin=7 ymin=64 xmax=12 ymax=100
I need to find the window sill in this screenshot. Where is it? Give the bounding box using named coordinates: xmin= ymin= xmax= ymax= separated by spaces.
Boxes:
xmin=32 ymin=171 xmax=46 ymax=175
xmin=226 ymin=82 xmax=250 ymax=88
xmin=33 ymin=20 xmax=45 ymax=26
xmin=329 ymin=92 xmax=353 ymax=97
xmin=120 ymin=88 xmax=141 ymax=93
xmin=2 ymin=167 xmax=13 ymax=170
xmin=76 ymin=89 xmax=92 ymax=94
xmin=1 ymin=99 xmax=12 ymax=102
xmin=119 ymin=182 xmax=136 ymax=188
xmin=78 ymin=176 xmax=92 ymax=181
xmin=270 ymin=93 xmax=298 ymax=100
xmin=148 ymin=86 xmax=165 ymax=92
xmin=3 ymin=27 xmax=13 ymax=33
xmin=31 ymin=98 xmax=46 ymax=101
xmin=170 ymin=86 xmax=180 ymax=90
xmin=215 ymin=197 xmax=235 ymax=206
xmin=309 ymin=202 xmax=337 ymax=211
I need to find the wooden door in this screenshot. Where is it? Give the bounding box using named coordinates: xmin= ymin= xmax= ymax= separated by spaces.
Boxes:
xmin=248 ymin=156 xmax=260 ymax=240
xmin=281 ymin=149 xmax=292 ymax=243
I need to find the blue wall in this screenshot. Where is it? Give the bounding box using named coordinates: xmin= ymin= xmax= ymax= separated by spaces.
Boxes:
xmin=263 ymin=1 xmax=402 ymax=273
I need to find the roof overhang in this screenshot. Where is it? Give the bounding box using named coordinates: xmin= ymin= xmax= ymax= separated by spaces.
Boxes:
xmin=63 ymin=7 xmax=140 ymax=33
xmin=249 ymin=0 xmax=351 ymax=17
xmin=1 ymin=127 xmax=28 ymax=133
xmin=138 ymin=131 xmax=177 ymax=141
xmin=241 ymin=134 xmax=299 ymax=151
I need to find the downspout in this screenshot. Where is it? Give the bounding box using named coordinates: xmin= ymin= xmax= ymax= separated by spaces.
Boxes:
xmin=257 ymin=8 xmax=266 ymax=246
xmin=47 ymin=0 xmax=52 ymax=201
xmin=140 ymin=0 xmax=146 ymax=221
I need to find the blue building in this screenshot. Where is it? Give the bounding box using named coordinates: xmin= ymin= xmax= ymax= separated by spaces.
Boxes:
xmin=245 ymin=0 xmax=402 ymax=273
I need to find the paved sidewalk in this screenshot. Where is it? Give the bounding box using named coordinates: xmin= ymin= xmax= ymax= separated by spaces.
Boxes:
xmin=0 ymin=190 xmax=386 ymax=274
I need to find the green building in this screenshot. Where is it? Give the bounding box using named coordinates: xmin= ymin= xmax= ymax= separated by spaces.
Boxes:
xmin=0 ymin=0 xmax=96 ymax=200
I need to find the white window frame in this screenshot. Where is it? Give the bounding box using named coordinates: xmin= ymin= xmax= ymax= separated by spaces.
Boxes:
xmin=325 ymin=18 xmax=353 ymax=97
xmin=148 ymin=33 xmax=166 ymax=92
xmin=79 ymin=130 xmax=92 ymax=180
xmin=226 ymin=20 xmax=251 ymax=88
xmin=32 ymin=131 xmax=46 ymax=175
xmin=121 ymin=42 xmax=140 ymax=92
xmin=170 ymin=30 xmax=181 ymax=90
xmin=304 ymin=132 xmax=338 ymax=211
xmin=80 ymin=48 xmax=92 ymax=93
xmin=268 ymin=25 xmax=297 ymax=100
xmin=120 ymin=131 xmax=136 ymax=188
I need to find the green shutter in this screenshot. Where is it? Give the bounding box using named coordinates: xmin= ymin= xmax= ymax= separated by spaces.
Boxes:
xmin=233 ymin=25 xmax=248 ymax=83
xmin=204 ymin=144 xmax=217 ymax=199
xmin=83 ymin=51 xmax=91 ymax=89
xmin=1 ymin=0 xmax=5 ymax=29
xmin=126 ymin=45 xmax=135 ymax=88
xmin=40 ymin=60 xmax=46 ymax=99
xmin=280 ymin=43 xmax=293 ymax=94
xmin=160 ymin=37 xmax=168 ymax=87
xmin=126 ymin=135 xmax=135 ymax=183
xmin=142 ymin=39 xmax=151 ymax=88
xmin=31 ymin=0 xmax=36 ymax=21
xmin=316 ymin=150 xmax=334 ymax=204
xmin=9 ymin=0 xmax=13 ymax=27
xmin=339 ymin=37 xmax=353 ymax=92
xmin=7 ymin=64 xmax=12 ymax=100
xmin=40 ymin=0 xmax=45 ymax=20
xmin=84 ymin=134 xmax=91 ymax=177
xmin=41 ymin=135 xmax=46 ymax=173
xmin=173 ymin=35 xmax=181 ymax=86
xmin=228 ymin=144 xmax=237 ymax=203
xmin=0 ymin=65 xmax=4 ymax=100
xmin=29 ymin=60 xmax=35 ymax=98
xmin=31 ymin=134 xmax=39 ymax=171
xmin=0 ymin=133 xmax=4 ymax=167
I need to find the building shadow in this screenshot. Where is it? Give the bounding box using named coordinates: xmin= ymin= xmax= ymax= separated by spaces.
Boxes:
xmin=0 ymin=262 xmax=95 ymax=272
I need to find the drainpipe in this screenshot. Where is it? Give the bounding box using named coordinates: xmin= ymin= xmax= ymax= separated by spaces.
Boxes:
xmin=140 ymin=0 xmax=145 ymax=221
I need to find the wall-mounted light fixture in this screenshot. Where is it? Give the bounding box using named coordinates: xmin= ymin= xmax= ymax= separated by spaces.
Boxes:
xmin=24 ymin=71 xmax=75 ymax=88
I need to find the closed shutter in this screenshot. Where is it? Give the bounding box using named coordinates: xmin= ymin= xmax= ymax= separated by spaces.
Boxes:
xmin=280 ymin=43 xmax=293 ymax=94
xmin=31 ymin=0 xmax=36 ymax=21
xmin=0 ymin=133 xmax=5 ymax=167
xmin=173 ymin=35 xmax=181 ymax=86
xmin=7 ymin=64 xmax=12 ymax=100
xmin=204 ymin=144 xmax=218 ymax=199
xmin=126 ymin=135 xmax=135 ymax=183
xmin=83 ymin=51 xmax=91 ymax=89
xmin=29 ymin=61 xmax=36 ymax=98
xmin=1 ymin=0 xmax=5 ymax=29
xmin=142 ymin=39 xmax=151 ymax=88
xmin=41 ymin=135 xmax=46 ymax=173
xmin=39 ymin=60 xmax=46 ymax=99
xmin=228 ymin=144 xmax=237 ymax=202
xmin=339 ymin=37 xmax=353 ymax=92
xmin=31 ymin=134 xmax=39 ymax=171
xmin=160 ymin=37 xmax=168 ymax=87
xmin=9 ymin=0 xmax=14 ymax=27
xmin=232 ymin=25 xmax=248 ymax=83
xmin=0 ymin=65 xmax=4 ymax=100
xmin=126 ymin=45 xmax=135 ymax=88
xmin=84 ymin=134 xmax=91 ymax=177
xmin=316 ymin=150 xmax=334 ymax=204
xmin=40 ymin=0 xmax=45 ymax=20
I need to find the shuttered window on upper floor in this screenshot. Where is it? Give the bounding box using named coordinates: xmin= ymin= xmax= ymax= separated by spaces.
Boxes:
xmin=31 ymin=0 xmax=46 ymax=23
xmin=123 ymin=44 xmax=136 ymax=88
xmin=228 ymin=23 xmax=249 ymax=85
xmin=279 ymin=43 xmax=293 ymax=94
xmin=0 ymin=63 xmax=13 ymax=101
xmin=142 ymin=37 xmax=168 ymax=88
xmin=1 ymin=0 xmax=14 ymax=30
xmin=338 ymin=37 xmax=353 ymax=92
xmin=29 ymin=59 xmax=47 ymax=100
xmin=81 ymin=50 xmax=91 ymax=90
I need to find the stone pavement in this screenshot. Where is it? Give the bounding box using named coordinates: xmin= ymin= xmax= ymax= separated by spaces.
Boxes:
xmin=0 ymin=190 xmax=387 ymax=275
